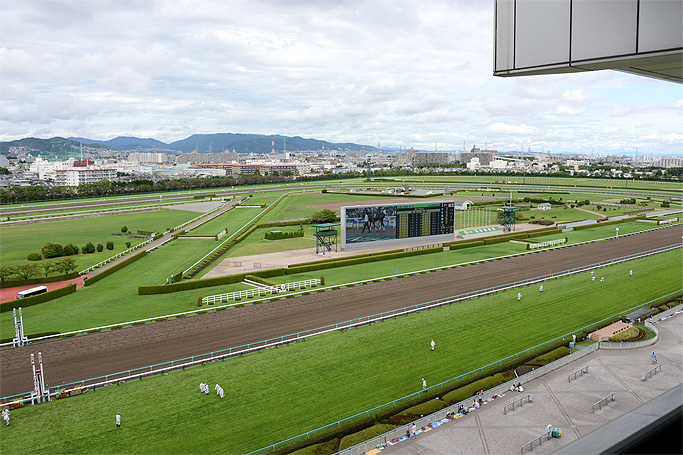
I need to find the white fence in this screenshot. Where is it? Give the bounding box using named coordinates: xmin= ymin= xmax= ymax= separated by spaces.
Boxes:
xmin=528 ymin=238 xmax=567 ymax=249
xmin=79 ymin=237 xmax=156 ymax=275
xmin=201 ymin=279 xmax=321 ymax=305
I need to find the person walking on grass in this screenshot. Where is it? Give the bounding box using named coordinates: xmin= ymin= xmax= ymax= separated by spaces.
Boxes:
xmin=116 ymin=412 xmax=121 ymax=428
xmin=430 ymin=340 xmax=435 ymax=351
xmin=422 ymin=378 xmax=427 ymax=390
xmin=517 ymin=292 xmax=521 ymax=301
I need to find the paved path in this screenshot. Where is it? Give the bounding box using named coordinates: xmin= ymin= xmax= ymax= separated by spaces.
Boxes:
xmin=382 ymin=313 xmax=682 ymax=455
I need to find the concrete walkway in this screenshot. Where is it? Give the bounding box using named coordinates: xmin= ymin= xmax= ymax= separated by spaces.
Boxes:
xmin=382 ymin=313 xmax=682 ymax=455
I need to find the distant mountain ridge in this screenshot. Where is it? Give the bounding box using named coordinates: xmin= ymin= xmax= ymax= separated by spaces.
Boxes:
xmin=1 ymin=133 xmax=377 ymax=154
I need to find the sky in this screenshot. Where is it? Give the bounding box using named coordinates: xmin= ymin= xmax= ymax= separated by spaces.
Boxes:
xmin=1 ymin=0 xmax=681 ymax=156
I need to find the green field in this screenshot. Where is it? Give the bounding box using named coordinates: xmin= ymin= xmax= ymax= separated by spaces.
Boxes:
xmin=1 ymin=251 xmax=680 ymax=454
xmin=379 ymin=175 xmax=683 ymax=192
xmin=1 ymin=218 xmax=674 ymax=337
xmin=188 ymin=206 xmax=263 ymax=236
xmin=0 ymin=210 xmax=198 ymax=269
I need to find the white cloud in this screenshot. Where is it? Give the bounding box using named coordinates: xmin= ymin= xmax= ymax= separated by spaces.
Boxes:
xmin=486 ymin=122 xmax=539 ymax=136
xmin=0 ymin=0 xmax=680 ymax=155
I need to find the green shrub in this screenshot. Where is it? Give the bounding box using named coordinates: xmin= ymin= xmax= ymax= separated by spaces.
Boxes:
xmin=85 ymin=242 xmax=96 ymax=254
xmin=659 ymin=304 xmax=670 ymax=312
xmin=125 ymin=241 xmax=131 ymax=248
xmin=525 ymin=347 xmax=570 ymax=366
xmin=27 ymin=253 xmax=42 ymax=261
xmin=106 ymin=241 xmax=114 ymax=250
xmin=387 ymin=399 xmax=446 ymax=425
xmin=63 ymin=244 xmax=74 ymax=256
xmin=447 ymin=240 xmax=485 ymax=250
xmin=290 ymin=438 xmax=339 ymax=454
xmin=339 ymin=424 xmax=397 ymax=450
xmin=96 ymin=243 xmax=104 ymax=252
xmin=41 ymin=243 xmax=63 ymax=258
xmin=441 ymin=373 xmax=507 ymax=405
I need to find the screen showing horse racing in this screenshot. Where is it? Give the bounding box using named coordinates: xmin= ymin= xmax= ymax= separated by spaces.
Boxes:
xmin=344 ymin=202 xmax=455 ymax=244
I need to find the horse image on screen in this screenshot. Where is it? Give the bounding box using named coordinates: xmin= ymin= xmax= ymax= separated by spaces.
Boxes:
xmin=345 ymin=205 xmax=397 ymax=244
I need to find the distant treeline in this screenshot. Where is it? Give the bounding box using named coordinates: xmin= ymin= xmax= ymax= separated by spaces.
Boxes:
xmin=0 ymin=173 xmax=364 ymax=204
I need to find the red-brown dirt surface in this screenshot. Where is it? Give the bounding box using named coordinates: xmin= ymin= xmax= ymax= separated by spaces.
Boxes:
xmin=0 ymin=226 xmax=680 ymax=397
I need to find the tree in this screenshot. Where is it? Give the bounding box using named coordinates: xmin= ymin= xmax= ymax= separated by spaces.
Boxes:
xmin=0 ymin=167 xmax=9 ymax=175
xmin=39 ymin=262 xmax=56 ymax=277
xmin=125 ymin=241 xmax=131 ymax=248
xmin=96 ymin=243 xmax=104 ymax=252
xmin=85 ymin=242 xmax=96 ymax=254
xmin=106 ymin=241 xmax=114 ymax=250
xmin=15 ymin=264 xmax=39 ymax=280
xmin=0 ymin=265 xmax=16 ymax=281
xmin=55 ymin=257 xmax=77 ymax=275
xmin=310 ymin=209 xmax=338 ymax=224
xmin=42 ymin=243 xmax=64 ymax=258
xmin=63 ymin=244 xmax=74 ymax=256
xmin=121 ymin=226 xmax=128 ymax=234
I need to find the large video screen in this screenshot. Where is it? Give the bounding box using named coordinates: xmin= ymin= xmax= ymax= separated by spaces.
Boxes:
xmin=345 ymin=202 xmax=455 ymax=244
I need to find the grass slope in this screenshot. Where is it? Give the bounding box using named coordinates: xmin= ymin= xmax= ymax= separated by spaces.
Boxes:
xmin=1 ymin=251 xmax=680 ymax=454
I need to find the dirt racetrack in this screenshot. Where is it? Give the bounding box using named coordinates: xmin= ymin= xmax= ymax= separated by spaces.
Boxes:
xmin=0 ymin=226 xmax=681 ymax=397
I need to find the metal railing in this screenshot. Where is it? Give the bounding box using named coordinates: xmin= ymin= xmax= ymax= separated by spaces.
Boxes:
xmin=593 ymin=392 xmax=616 ymax=412
xmin=504 ymin=394 xmax=532 ymax=414
xmin=568 ymin=366 xmax=589 ymax=382
xmin=642 ymin=364 xmax=662 ymax=381
xmin=521 ymin=429 xmax=553 ymax=454
xmin=201 ymin=279 xmax=321 ymax=305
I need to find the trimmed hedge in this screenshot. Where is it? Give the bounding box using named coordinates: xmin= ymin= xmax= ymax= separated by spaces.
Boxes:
xmin=386 ymin=399 xmax=447 ymax=425
xmin=448 ymin=240 xmax=485 ymax=250
xmin=573 ymin=217 xmax=636 ymax=230
xmin=339 ymin=424 xmax=398 ymax=450
xmin=257 ymin=219 xmax=312 ymax=228
xmin=290 ymin=438 xmax=339 ymax=455
xmin=139 ymin=268 xmax=287 ymax=295
xmin=264 ymin=230 xmax=304 ymax=240
xmin=525 ymin=347 xmax=570 ymax=366
xmin=244 ymin=274 xmax=279 ymax=287
xmin=285 ymin=247 xmax=442 ymax=275
xmin=441 ymin=373 xmax=508 ymax=405
xmin=0 ymin=272 xmax=79 ymax=289
xmin=0 ymin=283 xmax=77 ymax=313
xmin=84 ymin=251 xmax=147 ymax=286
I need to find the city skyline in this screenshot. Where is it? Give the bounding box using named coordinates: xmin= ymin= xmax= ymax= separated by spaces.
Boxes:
xmin=1 ymin=0 xmax=681 ymax=155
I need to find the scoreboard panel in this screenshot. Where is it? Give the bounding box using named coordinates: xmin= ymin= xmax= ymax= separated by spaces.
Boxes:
xmin=344 ymin=202 xmax=455 ymax=244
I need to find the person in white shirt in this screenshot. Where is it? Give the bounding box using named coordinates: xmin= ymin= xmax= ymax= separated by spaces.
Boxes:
xmin=422 ymin=378 xmax=427 ymax=390
xmin=430 ymin=340 xmax=435 ymax=351
xmin=116 ymin=412 xmax=121 ymax=427
xmin=517 ymin=292 xmax=521 ymax=301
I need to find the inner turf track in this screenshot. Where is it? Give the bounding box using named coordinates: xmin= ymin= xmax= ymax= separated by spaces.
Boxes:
xmin=0 ymin=225 xmax=680 ymax=397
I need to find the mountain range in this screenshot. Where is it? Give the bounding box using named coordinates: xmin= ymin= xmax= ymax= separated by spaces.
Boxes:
xmin=1 ymin=133 xmax=378 ymax=155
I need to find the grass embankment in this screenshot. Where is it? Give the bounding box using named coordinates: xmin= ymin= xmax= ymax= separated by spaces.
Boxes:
xmin=1 ymin=252 xmax=680 ymax=454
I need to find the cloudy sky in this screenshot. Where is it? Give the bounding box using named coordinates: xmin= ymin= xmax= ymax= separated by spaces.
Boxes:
xmin=1 ymin=0 xmax=681 ymax=155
